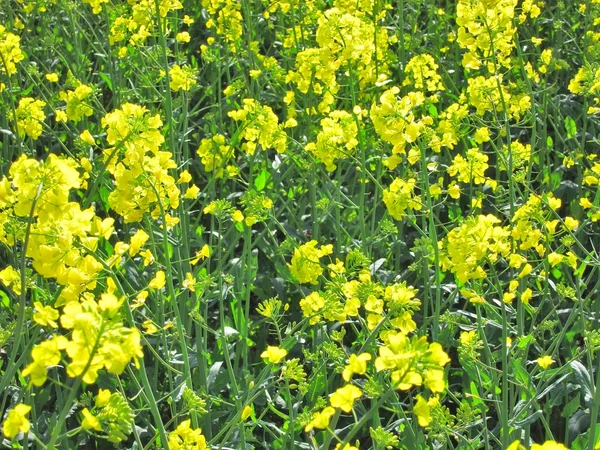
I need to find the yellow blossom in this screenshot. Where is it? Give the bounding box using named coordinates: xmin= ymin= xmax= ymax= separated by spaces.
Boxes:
xmin=2 ymin=404 xmax=31 ymax=439
xmin=261 ymin=346 xmax=287 ymax=364
xmin=537 ymin=355 xmax=554 ymax=369
xmin=304 ymin=406 xmax=336 ymax=432
xmin=80 ymin=130 xmax=95 ymax=145
xmin=342 ymin=353 xmax=372 ymax=381
xmin=149 ymin=270 xmax=166 ymax=290
xmin=330 ymin=384 xmax=362 ymax=413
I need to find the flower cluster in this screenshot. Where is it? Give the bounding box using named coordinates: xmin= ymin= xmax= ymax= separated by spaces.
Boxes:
xmin=81 ymin=389 xmax=135 ymax=443
xmin=14 ymin=97 xmax=46 ymax=140
xmin=440 ymin=214 xmax=511 ymax=284
xmin=0 ymin=24 xmax=24 ymax=75
xmin=456 ymin=0 xmax=519 ymax=71
xmin=382 ymin=177 xmax=423 ymax=220
xmin=370 ymin=87 xmax=432 ymax=165
xmin=197 ymin=134 xmax=236 ymax=178
xmin=0 ymin=154 xmax=109 ymax=302
xmin=168 ymin=420 xmax=208 ymax=450
xmin=102 ymin=103 xmax=181 ymax=223
xmin=288 ymin=240 xmax=333 ymax=284
xmin=305 ymin=110 xmax=359 ymax=171
xmin=228 ymin=99 xmax=287 ymax=154
xmin=23 ymin=293 xmax=143 ymax=386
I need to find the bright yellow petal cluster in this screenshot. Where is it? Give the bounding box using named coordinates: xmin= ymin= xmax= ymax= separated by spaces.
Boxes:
xmin=0 ymin=25 xmax=24 ymax=75
xmin=330 ymin=384 xmax=362 ymax=413
xmin=168 ymin=419 xmax=207 ymax=450
xmin=228 ymin=99 xmax=287 ymax=154
xmin=375 ymin=331 xmax=450 ymax=392
xmin=261 ymin=345 xmax=287 ymax=364
xmin=288 ymin=240 xmax=333 ymax=284
xmin=14 ymin=97 xmax=46 ymax=139
xmin=2 ymin=404 xmax=31 ymax=439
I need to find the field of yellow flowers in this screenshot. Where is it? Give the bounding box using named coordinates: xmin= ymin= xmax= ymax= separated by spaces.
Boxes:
xmin=1 ymin=0 xmax=600 ymax=448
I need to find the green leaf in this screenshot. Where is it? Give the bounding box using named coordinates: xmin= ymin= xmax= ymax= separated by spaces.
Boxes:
xmin=99 ymin=73 xmax=113 ymax=91
xmin=254 ymin=169 xmax=271 ymax=192
xmin=428 ymin=103 xmax=438 ymax=119
xmin=562 ymin=393 xmax=580 ymax=418
xmin=565 ymin=116 xmax=577 ymax=139
xmin=0 ymin=290 xmax=10 ymax=307
xmin=571 ymin=424 xmax=600 ymax=450
xmin=570 ymin=361 xmax=594 ymax=404
xmin=550 ymin=172 xmax=561 ymax=191
xmin=517 ymin=335 xmax=534 ymax=349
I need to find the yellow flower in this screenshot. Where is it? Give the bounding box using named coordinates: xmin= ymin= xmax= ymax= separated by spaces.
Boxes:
xmin=168 ymin=420 xmax=207 ymax=450
xmin=474 ymin=127 xmax=491 ymax=144
xmin=304 ymin=406 xmax=336 ymax=432
xmin=22 ymin=336 xmax=68 ymax=386
xmin=521 ymin=288 xmax=533 ymax=304
xmin=182 ymin=272 xmax=196 ymax=292
xmin=241 ymin=405 xmax=252 ymax=421
xmin=184 ymin=185 xmax=200 ymax=199
xmin=330 ymin=384 xmax=362 ymax=413
xmin=60 ymin=84 xmax=94 ymax=122
xmin=33 ymin=301 xmax=59 ymax=328
xmin=531 ymin=441 xmax=569 ymax=450
xmin=413 ymin=394 xmax=438 ymax=427
xmin=14 ymin=97 xmax=46 ymax=140
xmin=143 ymin=320 xmax=158 ymax=335
xmin=228 ymin=99 xmax=287 ymax=154
xmin=140 ymin=250 xmax=155 ymax=266
xmin=507 ymin=440 xmax=525 ymax=450
xmin=80 ymin=129 xmax=95 ymax=145
xmin=288 ymin=240 xmax=333 ymax=284
xmin=2 ymin=404 xmax=31 ymax=438
xmin=129 ymin=229 xmax=149 ymax=256
xmin=175 ymin=31 xmax=191 ymax=43
xmin=232 ymin=210 xmax=245 ymax=222
xmin=448 ymin=183 xmax=461 ymax=199
xmin=190 ymin=244 xmax=211 ymax=265
xmin=0 ymin=266 xmax=21 ymax=295
xmin=45 ymin=72 xmax=59 ymax=82
xmin=261 ymin=346 xmax=287 ymax=364
xmin=537 ymin=355 xmax=554 ymax=369
xmin=0 ymin=25 xmax=25 ymax=75
xmin=149 ymin=270 xmax=166 ymax=290
xmin=580 ymin=198 xmax=593 ymax=209
xmin=342 ymin=353 xmax=372 ymax=382
xmin=169 ymin=64 xmax=197 ymax=92
xmin=335 ymin=444 xmax=359 ymax=450
xmin=81 ymin=408 xmax=102 ymax=431
xmin=55 ymin=110 xmax=67 ymax=122
xmin=564 ymin=217 xmax=579 ymax=231
xmin=383 ymin=177 xmax=423 ymax=220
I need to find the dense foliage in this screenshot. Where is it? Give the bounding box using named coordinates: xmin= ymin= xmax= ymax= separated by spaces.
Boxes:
xmin=1 ymin=0 xmax=599 ymax=449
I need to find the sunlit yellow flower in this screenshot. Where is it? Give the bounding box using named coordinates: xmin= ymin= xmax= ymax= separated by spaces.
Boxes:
xmin=304 ymin=406 xmax=336 ymax=432
xmin=33 ymin=301 xmax=59 ymax=328
xmin=2 ymin=404 xmax=31 ymax=438
xmin=261 ymin=346 xmax=287 ymax=364
xmin=80 ymin=130 xmax=95 ymax=145
xmin=330 ymin=384 xmax=362 ymax=413
xmin=149 ymin=271 xmax=166 ymax=290
xmin=537 ymin=355 xmax=554 ymax=369
xmin=342 ymin=353 xmax=372 ymax=381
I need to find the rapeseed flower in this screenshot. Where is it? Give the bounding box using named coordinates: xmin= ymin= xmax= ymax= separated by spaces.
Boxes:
xmin=2 ymin=404 xmax=31 ymax=439
xmin=261 ymin=346 xmax=287 ymax=364
xmin=330 ymin=384 xmax=362 ymax=413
